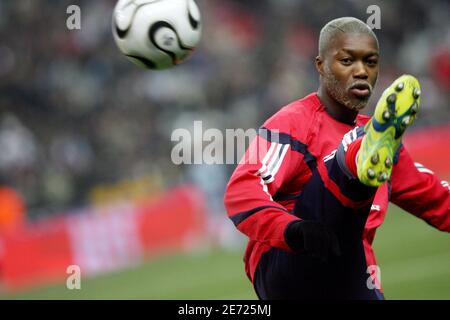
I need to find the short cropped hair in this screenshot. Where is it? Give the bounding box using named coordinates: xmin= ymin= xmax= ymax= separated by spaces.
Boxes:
xmin=318 ymin=17 xmax=379 ymax=57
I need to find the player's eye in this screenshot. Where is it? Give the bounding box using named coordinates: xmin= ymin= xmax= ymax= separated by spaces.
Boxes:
xmin=366 ymin=59 xmax=378 ymax=67
xmin=340 ymin=58 xmax=353 ymax=66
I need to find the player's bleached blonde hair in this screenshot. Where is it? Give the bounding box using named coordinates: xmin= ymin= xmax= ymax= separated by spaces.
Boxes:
xmin=318 ymin=17 xmax=379 ymax=57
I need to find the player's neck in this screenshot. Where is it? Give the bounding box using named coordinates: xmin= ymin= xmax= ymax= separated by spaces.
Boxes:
xmin=317 ymin=87 xmax=358 ymax=125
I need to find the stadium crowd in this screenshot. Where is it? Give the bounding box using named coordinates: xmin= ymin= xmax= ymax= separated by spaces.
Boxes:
xmin=0 ymin=0 xmax=449 ymax=221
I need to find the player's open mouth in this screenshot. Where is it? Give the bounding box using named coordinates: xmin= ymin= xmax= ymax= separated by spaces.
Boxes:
xmin=349 ymin=83 xmax=371 ymax=99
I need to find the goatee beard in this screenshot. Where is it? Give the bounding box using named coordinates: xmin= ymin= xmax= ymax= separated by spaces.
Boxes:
xmin=323 ymin=70 xmax=372 ymax=111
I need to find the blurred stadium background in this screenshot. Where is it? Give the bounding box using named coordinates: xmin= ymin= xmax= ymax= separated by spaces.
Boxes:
xmin=0 ymin=0 xmax=449 ymax=299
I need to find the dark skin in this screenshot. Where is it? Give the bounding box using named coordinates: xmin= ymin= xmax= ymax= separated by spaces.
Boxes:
xmin=315 ymin=33 xmax=379 ymax=125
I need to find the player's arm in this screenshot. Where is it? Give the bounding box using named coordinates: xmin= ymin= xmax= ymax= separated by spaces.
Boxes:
xmin=390 ymin=146 xmax=450 ymax=232
xmin=224 ymin=116 xmax=304 ymax=251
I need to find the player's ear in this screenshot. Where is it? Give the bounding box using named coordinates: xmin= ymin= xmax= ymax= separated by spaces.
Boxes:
xmin=315 ymin=56 xmax=324 ymax=76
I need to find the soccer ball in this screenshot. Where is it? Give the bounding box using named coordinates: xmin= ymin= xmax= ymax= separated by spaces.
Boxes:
xmin=112 ymin=0 xmax=202 ymax=70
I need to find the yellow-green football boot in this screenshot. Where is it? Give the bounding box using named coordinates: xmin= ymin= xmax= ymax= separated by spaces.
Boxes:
xmin=357 ymin=75 xmax=421 ymax=187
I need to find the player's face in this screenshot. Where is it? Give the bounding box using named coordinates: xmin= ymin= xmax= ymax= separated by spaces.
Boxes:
xmin=322 ymin=33 xmax=379 ymax=111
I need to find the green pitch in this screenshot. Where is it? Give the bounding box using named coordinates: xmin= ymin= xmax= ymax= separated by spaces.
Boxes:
xmin=1 ymin=205 xmax=449 ymax=300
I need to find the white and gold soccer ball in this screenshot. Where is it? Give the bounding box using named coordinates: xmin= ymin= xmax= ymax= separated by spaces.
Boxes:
xmin=112 ymin=0 xmax=202 ymax=70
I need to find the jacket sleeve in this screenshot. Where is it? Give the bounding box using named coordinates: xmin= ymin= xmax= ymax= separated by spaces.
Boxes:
xmin=224 ymin=116 xmax=307 ymax=251
xmin=390 ymin=146 xmax=450 ymax=232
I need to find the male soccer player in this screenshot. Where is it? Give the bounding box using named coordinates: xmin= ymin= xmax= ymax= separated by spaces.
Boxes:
xmin=224 ymin=17 xmax=450 ymax=299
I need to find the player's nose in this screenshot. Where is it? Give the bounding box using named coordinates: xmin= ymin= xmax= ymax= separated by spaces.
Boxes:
xmin=353 ymin=61 xmax=369 ymax=79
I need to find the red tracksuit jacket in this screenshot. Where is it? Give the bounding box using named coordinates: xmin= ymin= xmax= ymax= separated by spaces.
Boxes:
xmin=224 ymin=92 xmax=450 ymax=283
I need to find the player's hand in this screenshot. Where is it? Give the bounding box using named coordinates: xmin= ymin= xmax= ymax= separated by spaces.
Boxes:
xmin=285 ymin=220 xmax=341 ymax=262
